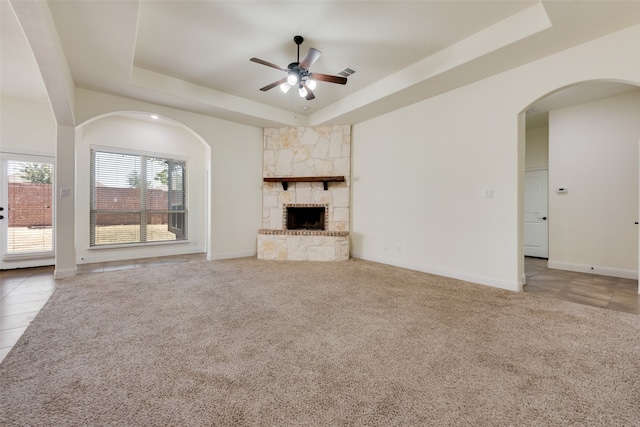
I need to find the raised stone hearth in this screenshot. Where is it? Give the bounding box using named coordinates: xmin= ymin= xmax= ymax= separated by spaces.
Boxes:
xmin=257 ymin=230 xmax=349 ymax=261
xmin=258 ymin=126 xmax=350 ymax=262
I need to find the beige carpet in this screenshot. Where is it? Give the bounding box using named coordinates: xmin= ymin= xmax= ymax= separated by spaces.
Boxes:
xmin=1 ymin=257 xmax=639 ymax=426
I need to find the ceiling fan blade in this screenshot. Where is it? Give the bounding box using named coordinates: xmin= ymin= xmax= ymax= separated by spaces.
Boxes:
xmin=260 ymin=78 xmax=288 ymax=92
xmin=250 ymin=57 xmax=286 ymax=72
xmin=305 ymin=86 xmax=316 ymax=100
xmin=299 ymin=48 xmax=321 ymax=70
xmin=310 ymin=73 xmax=347 ymax=85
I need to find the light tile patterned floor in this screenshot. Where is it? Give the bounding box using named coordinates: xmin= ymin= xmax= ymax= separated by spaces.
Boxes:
xmin=1 ymin=256 xmax=638 ymax=362
xmin=524 ymin=257 xmax=639 ymax=315
xmin=1 ymin=265 xmax=56 ymax=361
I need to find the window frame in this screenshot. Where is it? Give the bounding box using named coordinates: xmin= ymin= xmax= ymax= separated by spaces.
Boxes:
xmin=89 ymin=147 xmax=188 ymax=247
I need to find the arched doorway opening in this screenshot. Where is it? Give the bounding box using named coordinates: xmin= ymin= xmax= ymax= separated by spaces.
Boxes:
xmin=520 ymin=80 xmax=640 ymax=296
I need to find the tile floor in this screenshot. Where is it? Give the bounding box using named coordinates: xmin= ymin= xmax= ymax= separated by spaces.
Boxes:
xmin=524 ymin=257 xmax=640 ymax=315
xmin=1 ymin=256 xmax=638 ymax=362
xmin=1 ymin=265 xmax=56 ymax=362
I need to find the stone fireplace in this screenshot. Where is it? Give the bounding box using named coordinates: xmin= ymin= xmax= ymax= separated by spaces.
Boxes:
xmin=257 ymin=126 xmax=350 ymax=261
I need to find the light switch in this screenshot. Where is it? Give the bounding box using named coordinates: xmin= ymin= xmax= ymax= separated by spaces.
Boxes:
xmin=483 ymin=189 xmax=494 ymax=198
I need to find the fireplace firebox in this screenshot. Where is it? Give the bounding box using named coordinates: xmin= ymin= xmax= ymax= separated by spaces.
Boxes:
xmin=286 ymin=206 xmax=326 ymax=230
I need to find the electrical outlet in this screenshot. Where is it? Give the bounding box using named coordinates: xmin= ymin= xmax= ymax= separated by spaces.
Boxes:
xmin=483 ymin=189 xmax=494 ymax=198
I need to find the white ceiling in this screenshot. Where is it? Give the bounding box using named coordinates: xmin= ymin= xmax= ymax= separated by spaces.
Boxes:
xmin=2 ymin=0 xmax=640 ymax=128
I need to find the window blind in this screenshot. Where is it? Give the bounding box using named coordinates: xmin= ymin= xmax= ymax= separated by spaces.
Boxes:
xmin=4 ymin=160 xmax=54 ymax=257
xmin=90 ymin=149 xmax=187 ymax=246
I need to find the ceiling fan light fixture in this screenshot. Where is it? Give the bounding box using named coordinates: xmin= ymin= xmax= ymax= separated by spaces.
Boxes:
xmin=287 ymin=72 xmax=299 ymax=86
xmin=306 ymin=79 xmax=317 ymax=90
xmin=298 ymin=86 xmax=308 ymax=98
xmin=280 ymin=83 xmax=291 ymax=93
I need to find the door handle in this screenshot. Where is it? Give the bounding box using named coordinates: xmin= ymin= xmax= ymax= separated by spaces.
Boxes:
xmin=537 ymin=216 xmax=547 ymax=220
xmin=635 ymin=222 xmax=639 ymax=225
xmin=0 ymin=215 xmax=3 ymax=220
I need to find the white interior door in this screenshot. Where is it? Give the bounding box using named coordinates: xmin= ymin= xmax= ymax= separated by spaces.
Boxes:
xmin=524 ymin=169 xmax=549 ymax=258
xmin=0 ymin=154 xmax=55 ymax=269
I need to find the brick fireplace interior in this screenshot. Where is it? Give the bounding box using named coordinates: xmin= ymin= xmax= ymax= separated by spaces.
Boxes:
xmin=286 ymin=205 xmax=327 ymax=231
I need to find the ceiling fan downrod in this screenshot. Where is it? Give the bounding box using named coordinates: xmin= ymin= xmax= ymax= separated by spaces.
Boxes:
xmin=287 ymin=36 xmax=306 ymax=86
xmin=289 ymin=35 xmax=304 ymax=69
xmin=294 ymin=35 xmax=304 ymax=60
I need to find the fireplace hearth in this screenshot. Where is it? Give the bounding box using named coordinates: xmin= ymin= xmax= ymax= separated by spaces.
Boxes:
xmin=286 ymin=206 xmax=326 ymax=230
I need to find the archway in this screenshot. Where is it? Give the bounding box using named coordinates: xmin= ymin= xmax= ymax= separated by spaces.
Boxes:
xmin=74 ymin=111 xmax=212 ymax=266
xmin=519 ymin=80 xmax=640 ymax=293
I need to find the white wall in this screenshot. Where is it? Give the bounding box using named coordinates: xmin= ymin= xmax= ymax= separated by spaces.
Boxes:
xmin=0 ymin=96 xmax=55 ymax=155
xmin=525 ymin=125 xmax=549 ymax=170
xmin=208 ymin=122 xmax=263 ymax=260
xmin=75 ymin=115 xmax=207 ymax=263
xmin=0 ymin=96 xmax=56 ymax=269
xmin=548 ymin=90 xmax=640 ymax=277
xmin=351 ymin=84 xmax=521 ymax=289
xmin=73 ymin=89 xmax=263 ymax=263
xmin=351 ymin=23 xmax=640 ymax=291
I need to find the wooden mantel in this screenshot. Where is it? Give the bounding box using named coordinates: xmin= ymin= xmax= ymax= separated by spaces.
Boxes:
xmin=263 ymin=176 xmax=345 ymax=191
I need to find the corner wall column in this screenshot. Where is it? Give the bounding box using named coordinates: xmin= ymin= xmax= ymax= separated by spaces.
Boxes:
xmin=54 ymin=124 xmax=76 ymax=278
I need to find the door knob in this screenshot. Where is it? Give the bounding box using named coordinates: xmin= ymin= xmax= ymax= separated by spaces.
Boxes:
xmin=0 ymin=215 xmax=4 ymax=220
xmin=542 ymin=217 xmax=547 ymax=220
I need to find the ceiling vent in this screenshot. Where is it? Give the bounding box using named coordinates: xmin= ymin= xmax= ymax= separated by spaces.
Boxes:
xmin=338 ymin=68 xmax=356 ymax=78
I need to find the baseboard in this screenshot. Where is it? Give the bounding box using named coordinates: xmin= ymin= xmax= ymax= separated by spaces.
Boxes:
xmin=79 ymin=245 xmax=203 ymax=265
xmin=350 ymin=252 xmax=520 ymax=292
xmin=547 ymin=260 xmax=638 ymax=280
xmin=54 ymin=267 xmax=77 ymax=279
xmin=209 ymin=250 xmax=257 ymax=261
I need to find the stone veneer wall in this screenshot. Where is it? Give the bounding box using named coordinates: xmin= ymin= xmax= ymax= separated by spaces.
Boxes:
xmin=258 ymin=125 xmax=350 ymax=261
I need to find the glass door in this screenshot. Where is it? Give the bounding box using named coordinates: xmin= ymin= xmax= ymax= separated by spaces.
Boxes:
xmin=0 ymin=154 xmax=55 ymax=269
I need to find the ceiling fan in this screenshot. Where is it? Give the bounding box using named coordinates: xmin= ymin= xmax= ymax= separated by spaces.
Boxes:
xmin=250 ymin=35 xmax=347 ymax=100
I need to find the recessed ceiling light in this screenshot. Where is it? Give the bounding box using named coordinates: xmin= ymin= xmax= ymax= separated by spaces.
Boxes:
xmin=150 ymin=114 xmax=159 ymax=119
